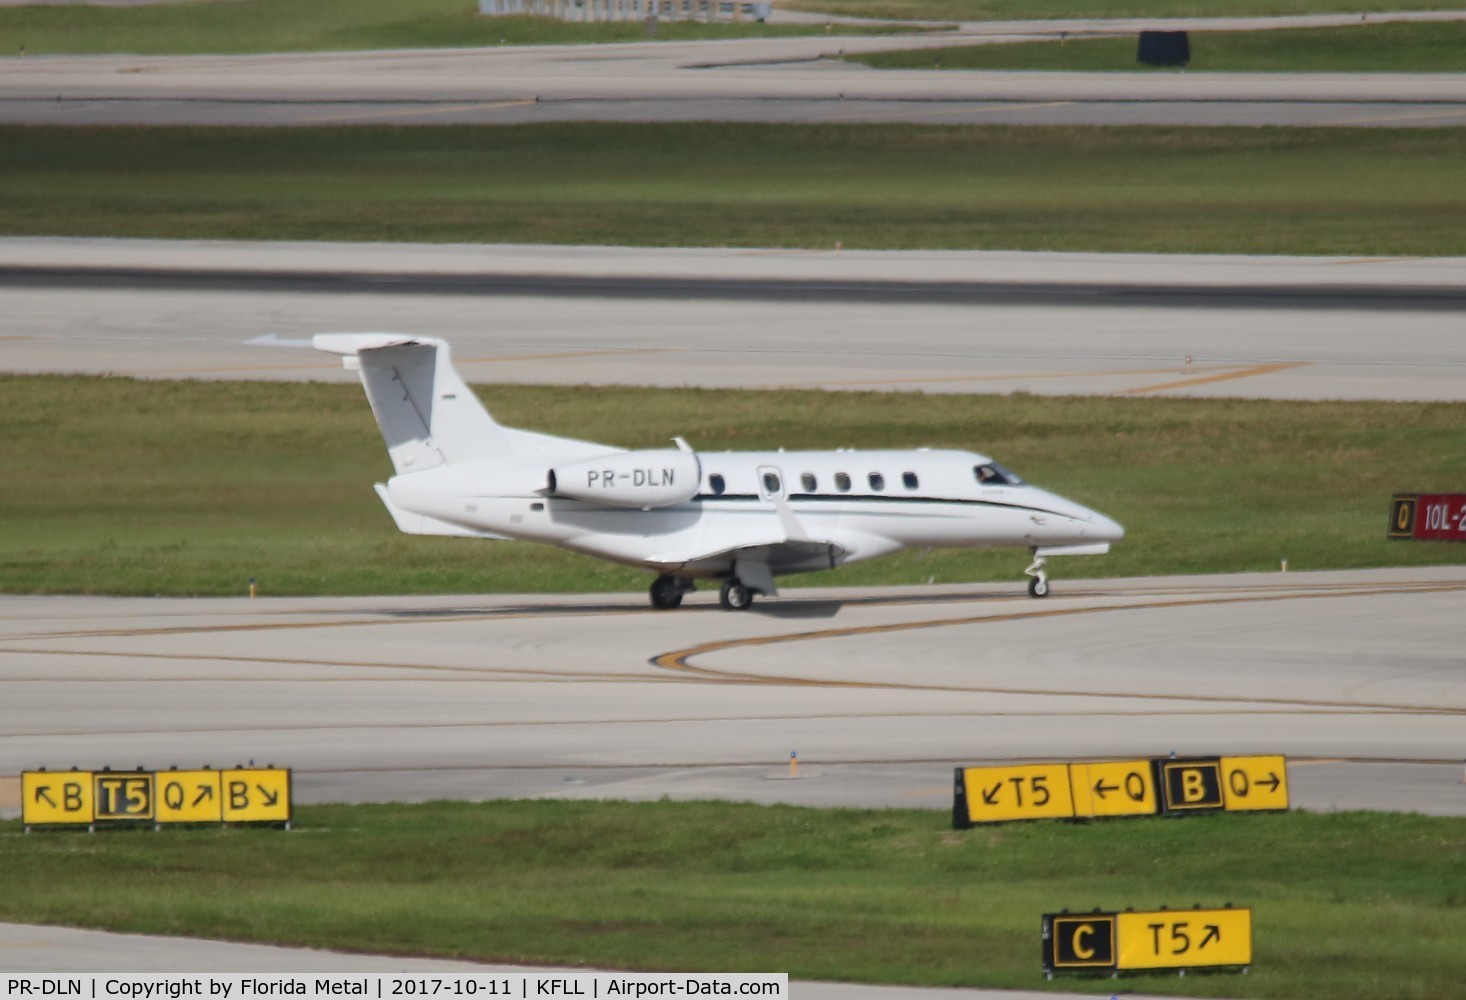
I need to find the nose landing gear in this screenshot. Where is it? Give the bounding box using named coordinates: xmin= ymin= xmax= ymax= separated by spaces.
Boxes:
xmin=1024 ymin=551 xmax=1049 ymax=599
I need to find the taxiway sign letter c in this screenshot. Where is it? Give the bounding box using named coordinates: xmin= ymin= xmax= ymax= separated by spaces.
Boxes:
xmin=1072 ymin=923 xmax=1096 ymax=960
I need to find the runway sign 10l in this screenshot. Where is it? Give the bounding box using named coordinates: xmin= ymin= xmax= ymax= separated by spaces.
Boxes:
xmin=22 ymin=767 xmax=291 ymax=828
xmin=1043 ymin=906 xmax=1252 ymax=975
xmin=1389 ymin=493 xmax=1466 ymax=542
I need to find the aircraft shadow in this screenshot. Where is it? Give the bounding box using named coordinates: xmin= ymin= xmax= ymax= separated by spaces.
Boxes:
xmin=748 ymin=599 xmax=845 ymax=620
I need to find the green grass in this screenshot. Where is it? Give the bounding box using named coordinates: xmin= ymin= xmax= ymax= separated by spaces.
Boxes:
xmin=786 ymin=0 xmax=1466 ymax=24
xmin=2 ymin=375 xmax=1463 ymax=597
xmin=856 ymin=21 xmax=1466 ymax=72
xmin=0 ymin=0 xmax=915 ymax=55
xmin=3 ymin=801 xmax=1464 ymax=997
xmin=5 ymin=125 xmax=1466 ymax=255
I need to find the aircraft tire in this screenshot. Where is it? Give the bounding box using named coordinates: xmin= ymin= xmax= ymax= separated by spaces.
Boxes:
xmin=719 ymin=578 xmax=754 ymax=611
xmin=1028 ymin=577 xmax=1049 ymax=599
xmin=650 ymin=575 xmax=684 ymax=610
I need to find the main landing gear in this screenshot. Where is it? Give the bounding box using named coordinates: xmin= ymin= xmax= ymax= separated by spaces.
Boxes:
xmin=719 ymin=578 xmax=754 ymax=611
xmin=649 ymin=575 xmax=758 ymax=610
xmin=1024 ymin=551 xmax=1050 ymax=599
xmin=649 ymin=575 xmax=692 ymax=610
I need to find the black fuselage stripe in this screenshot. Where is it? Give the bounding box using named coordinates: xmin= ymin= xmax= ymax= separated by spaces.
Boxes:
xmin=692 ymin=493 xmax=1074 ymax=519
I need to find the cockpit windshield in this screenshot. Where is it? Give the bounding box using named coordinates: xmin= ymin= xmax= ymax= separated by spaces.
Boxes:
xmin=973 ymin=463 xmax=1025 ymax=486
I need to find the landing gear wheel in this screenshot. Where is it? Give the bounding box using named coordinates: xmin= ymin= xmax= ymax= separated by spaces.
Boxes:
xmin=719 ymin=578 xmax=754 ymax=611
xmin=649 ymin=575 xmax=684 ymax=610
xmin=1023 ymin=550 xmax=1049 ymax=599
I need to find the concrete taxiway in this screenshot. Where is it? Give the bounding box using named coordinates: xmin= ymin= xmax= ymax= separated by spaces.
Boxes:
xmin=5 ymin=238 xmax=1465 ymax=400
xmin=3 ymin=12 xmax=1466 ymax=128
xmin=3 ymin=569 xmax=1461 ymax=991
xmin=3 ymin=568 xmax=1464 ymax=820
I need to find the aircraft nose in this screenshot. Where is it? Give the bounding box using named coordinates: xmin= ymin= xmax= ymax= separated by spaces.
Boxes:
xmin=1088 ymin=511 xmax=1125 ymax=542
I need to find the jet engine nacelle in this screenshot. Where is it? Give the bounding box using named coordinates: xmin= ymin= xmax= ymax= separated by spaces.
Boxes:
xmin=547 ymin=450 xmax=701 ymax=508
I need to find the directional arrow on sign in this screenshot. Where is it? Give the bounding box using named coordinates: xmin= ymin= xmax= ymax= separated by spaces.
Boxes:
xmin=192 ymin=786 xmax=215 ymax=808
xmin=1259 ymin=773 xmax=1282 ymax=793
xmin=1200 ymin=925 xmax=1221 ymax=949
xmin=259 ymin=785 xmax=279 ymax=807
xmin=35 ymin=787 xmax=56 ymax=807
xmin=1093 ymin=779 xmax=1118 ymax=799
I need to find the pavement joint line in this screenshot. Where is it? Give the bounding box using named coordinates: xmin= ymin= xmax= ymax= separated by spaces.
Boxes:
xmin=266 ymin=753 xmax=1466 ymax=774
xmin=0 ymin=646 xmax=672 ymax=684
xmin=777 ymin=363 xmax=1229 ymax=389
xmin=0 ymin=607 xmax=634 ymax=642
xmin=303 ymin=98 xmax=537 ymax=125
xmin=0 ymin=577 xmax=1455 ymax=642
xmin=826 ymin=99 xmax=1074 ymax=122
xmin=1328 ymin=108 xmax=1466 ymax=126
xmin=475 ymin=347 xmax=681 ymax=363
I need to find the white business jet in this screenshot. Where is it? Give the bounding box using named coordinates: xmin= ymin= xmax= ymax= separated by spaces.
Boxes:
xmin=316 ymin=335 xmax=1123 ymax=610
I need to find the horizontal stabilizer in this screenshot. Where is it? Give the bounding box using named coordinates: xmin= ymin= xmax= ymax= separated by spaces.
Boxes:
xmin=374 ymin=483 xmax=508 ymax=539
xmin=312 ymin=333 xmax=424 ymax=357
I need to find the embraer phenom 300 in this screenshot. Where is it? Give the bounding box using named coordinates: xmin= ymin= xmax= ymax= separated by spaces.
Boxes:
xmin=317 ymin=335 xmax=1123 ymax=610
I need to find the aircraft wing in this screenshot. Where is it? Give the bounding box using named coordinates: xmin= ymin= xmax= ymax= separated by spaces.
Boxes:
xmin=649 ymin=495 xmax=862 ymax=595
xmin=650 ymin=536 xmax=846 ymax=569
xmin=650 ymin=536 xmax=845 ymax=598
xmin=647 ymin=495 xmax=843 ymax=572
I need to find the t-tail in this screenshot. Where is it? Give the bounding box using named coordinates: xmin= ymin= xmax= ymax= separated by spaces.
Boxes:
xmin=314 ymin=334 xmax=614 ymax=472
xmin=315 ymin=334 xmax=619 ymax=539
xmin=313 ymin=334 xmax=511 ymax=474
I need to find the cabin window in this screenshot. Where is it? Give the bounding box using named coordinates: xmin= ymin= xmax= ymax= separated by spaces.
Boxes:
xmin=835 ymin=472 xmax=851 ymax=492
xmin=530 ymin=502 xmax=545 ymax=512
xmin=709 ymin=473 xmax=726 ymax=495
xmin=869 ymin=472 xmax=885 ymax=491
xmin=763 ymin=471 xmax=782 ymax=495
xmin=801 ymin=473 xmax=817 ymax=492
xmin=902 ymin=472 xmax=919 ymax=490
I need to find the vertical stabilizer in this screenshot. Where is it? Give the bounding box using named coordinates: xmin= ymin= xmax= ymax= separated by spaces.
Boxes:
xmin=314 ymin=334 xmax=510 ymax=474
